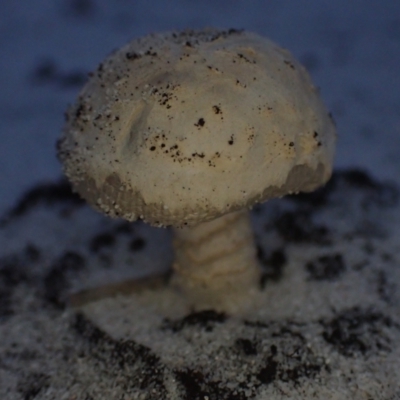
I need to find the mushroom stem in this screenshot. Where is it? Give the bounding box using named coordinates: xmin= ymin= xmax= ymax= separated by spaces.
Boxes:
xmin=171 ymin=209 xmax=261 ymax=312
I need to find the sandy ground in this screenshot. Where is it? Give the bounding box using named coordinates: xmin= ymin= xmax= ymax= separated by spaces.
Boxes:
xmin=1 ymin=169 xmax=400 ymax=399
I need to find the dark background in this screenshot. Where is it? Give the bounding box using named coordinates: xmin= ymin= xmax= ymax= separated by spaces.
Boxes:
xmin=1 ymin=0 xmax=400 ymax=212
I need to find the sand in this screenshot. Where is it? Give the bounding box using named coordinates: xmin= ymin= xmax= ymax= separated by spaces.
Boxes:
xmin=1 ymin=169 xmax=399 ymax=399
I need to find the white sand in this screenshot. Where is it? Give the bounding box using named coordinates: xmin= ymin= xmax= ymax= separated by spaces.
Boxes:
xmin=1 ymin=170 xmax=399 ymax=399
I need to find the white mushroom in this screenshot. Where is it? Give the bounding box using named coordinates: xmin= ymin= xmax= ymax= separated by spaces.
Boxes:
xmin=58 ymin=28 xmax=336 ymax=312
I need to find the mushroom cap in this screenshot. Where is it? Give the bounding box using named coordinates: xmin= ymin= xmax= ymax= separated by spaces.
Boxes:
xmin=58 ymin=29 xmax=336 ymax=227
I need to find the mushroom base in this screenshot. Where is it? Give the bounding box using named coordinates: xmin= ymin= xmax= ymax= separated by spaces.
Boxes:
xmin=171 ymin=209 xmax=261 ymax=313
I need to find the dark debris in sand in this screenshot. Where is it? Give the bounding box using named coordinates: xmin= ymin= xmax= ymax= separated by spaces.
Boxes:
xmin=0 ymin=169 xmax=399 ymax=399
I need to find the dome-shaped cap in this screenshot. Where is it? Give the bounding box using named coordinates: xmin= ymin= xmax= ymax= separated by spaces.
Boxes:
xmin=58 ymin=29 xmax=336 ymax=227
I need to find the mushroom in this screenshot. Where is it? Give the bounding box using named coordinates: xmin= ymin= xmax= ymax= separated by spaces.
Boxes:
xmin=57 ymin=29 xmax=336 ymax=313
